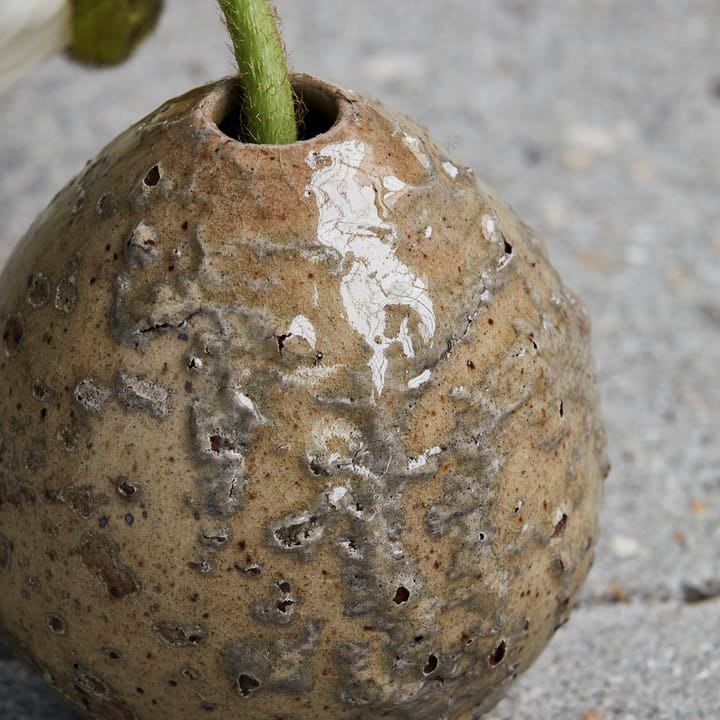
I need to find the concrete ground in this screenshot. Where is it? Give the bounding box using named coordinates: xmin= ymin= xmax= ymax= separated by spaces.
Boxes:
xmin=1 ymin=1 xmax=719 ymax=718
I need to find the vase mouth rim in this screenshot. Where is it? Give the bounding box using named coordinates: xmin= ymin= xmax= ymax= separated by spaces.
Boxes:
xmin=207 ymin=72 xmax=345 ymax=147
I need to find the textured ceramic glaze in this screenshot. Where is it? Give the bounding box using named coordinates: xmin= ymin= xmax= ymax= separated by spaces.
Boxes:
xmin=0 ymin=74 xmax=608 ymax=720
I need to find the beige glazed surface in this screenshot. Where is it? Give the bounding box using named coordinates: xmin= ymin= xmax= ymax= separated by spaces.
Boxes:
xmin=0 ymin=74 xmax=608 ymax=719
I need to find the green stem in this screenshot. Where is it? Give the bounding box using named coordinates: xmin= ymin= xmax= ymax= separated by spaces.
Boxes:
xmin=218 ymin=0 xmax=297 ymax=144
xmin=70 ymin=0 xmax=164 ymax=65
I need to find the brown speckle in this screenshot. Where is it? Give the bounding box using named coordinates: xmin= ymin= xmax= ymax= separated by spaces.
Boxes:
xmin=75 ymin=534 xmax=140 ymax=599
xmin=57 ymin=483 xmax=108 ymax=519
xmin=2 ymin=314 xmax=25 ymax=356
xmin=0 ymin=533 xmax=12 ymax=571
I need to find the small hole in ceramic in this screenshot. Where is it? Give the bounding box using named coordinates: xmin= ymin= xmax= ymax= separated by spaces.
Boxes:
xmin=489 ymin=640 xmax=506 ymax=666
xmin=143 ymin=165 xmax=160 ymax=187
xmin=237 ymin=673 xmax=260 ymax=697
xmin=423 ymin=655 xmax=438 ymax=674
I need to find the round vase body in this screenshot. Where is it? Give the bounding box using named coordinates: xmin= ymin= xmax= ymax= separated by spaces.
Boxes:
xmin=0 ymin=74 xmax=607 ymax=720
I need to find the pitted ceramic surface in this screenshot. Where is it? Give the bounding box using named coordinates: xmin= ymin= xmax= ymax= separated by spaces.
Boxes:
xmin=0 ymin=74 xmax=607 ymax=720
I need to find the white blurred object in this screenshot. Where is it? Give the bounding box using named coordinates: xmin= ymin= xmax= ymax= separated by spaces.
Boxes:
xmin=0 ymin=0 xmax=71 ymax=94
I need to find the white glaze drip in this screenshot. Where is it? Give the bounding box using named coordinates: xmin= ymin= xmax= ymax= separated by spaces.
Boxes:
xmin=306 ymin=140 xmax=436 ymax=395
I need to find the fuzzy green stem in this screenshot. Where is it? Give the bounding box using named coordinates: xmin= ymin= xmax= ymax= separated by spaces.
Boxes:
xmin=219 ymin=0 xmax=297 ymax=144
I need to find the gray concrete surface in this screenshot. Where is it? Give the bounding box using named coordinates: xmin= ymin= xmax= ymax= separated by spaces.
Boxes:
xmin=1 ymin=1 xmax=719 ymax=718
